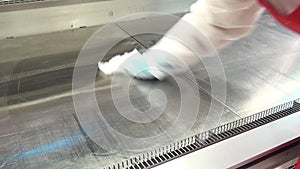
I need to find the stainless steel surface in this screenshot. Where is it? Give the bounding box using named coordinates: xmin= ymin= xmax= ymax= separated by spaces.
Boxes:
xmin=116 ymin=12 xmax=300 ymax=118
xmin=0 ymin=0 xmax=194 ymax=39
xmin=0 ymin=0 xmax=46 ymax=6
xmin=154 ymin=110 xmax=300 ymax=169
xmin=0 ymin=12 xmax=300 ymax=169
xmin=0 ymin=0 xmax=105 ymax=9
xmin=104 ymin=100 xmax=299 ymax=169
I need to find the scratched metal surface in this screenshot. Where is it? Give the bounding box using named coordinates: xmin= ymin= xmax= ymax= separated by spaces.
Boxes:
xmin=0 ymin=13 xmax=300 ymax=169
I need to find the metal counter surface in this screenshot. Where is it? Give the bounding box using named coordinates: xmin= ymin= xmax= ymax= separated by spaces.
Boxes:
xmin=0 ymin=13 xmax=300 ymax=168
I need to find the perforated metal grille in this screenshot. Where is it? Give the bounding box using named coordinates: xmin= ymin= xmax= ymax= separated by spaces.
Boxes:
xmin=0 ymin=0 xmax=45 ymax=6
xmin=286 ymin=164 xmax=296 ymax=169
xmin=104 ymin=99 xmax=300 ymax=169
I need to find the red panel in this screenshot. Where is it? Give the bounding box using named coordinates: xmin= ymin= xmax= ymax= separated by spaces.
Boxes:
xmin=296 ymin=157 xmax=300 ymax=169
xmin=258 ymin=0 xmax=300 ymax=34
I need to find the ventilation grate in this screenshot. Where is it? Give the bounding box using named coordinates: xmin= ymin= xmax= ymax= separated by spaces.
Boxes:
xmin=0 ymin=0 xmax=45 ymax=6
xmin=104 ymin=99 xmax=300 ymax=169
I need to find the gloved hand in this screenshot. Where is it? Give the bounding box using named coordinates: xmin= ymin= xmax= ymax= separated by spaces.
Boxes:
xmin=98 ymin=37 xmax=198 ymax=80
xmin=99 ymin=0 xmax=264 ymax=80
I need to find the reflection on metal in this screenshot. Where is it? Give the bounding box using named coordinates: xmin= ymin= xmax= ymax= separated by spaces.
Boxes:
xmin=243 ymin=141 xmax=300 ymax=169
xmin=104 ymin=99 xmax=299 ymax=169
xmin=13 ymin=137 xmax=80 ymax=159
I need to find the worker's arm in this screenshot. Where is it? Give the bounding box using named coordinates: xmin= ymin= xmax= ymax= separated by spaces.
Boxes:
xmin=99 ymin=0 xmax=264 ymax=79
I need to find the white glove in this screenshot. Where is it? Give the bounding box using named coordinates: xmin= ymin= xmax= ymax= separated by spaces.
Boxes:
xmin=99 ymin=0 xmax=264 ymax=80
